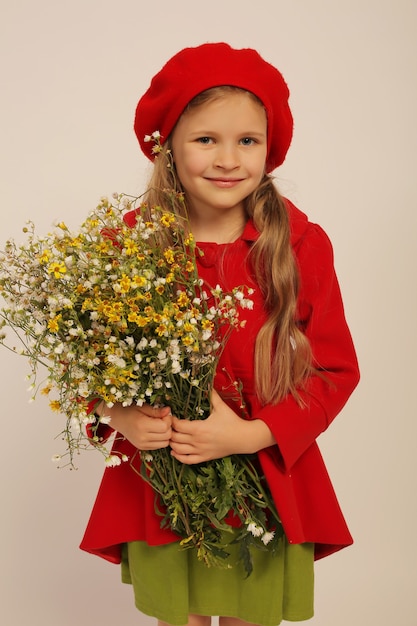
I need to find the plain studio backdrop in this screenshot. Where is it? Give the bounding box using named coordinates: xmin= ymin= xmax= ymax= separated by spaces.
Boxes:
xmin=1 ymin=1 xmax=416 ymax=625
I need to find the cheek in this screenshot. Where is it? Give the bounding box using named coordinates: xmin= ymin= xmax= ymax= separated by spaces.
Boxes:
xmin=176 ymin=150 xmax=207 ymax=182
xmin=250 ymin=151 xmax=267 ymax=179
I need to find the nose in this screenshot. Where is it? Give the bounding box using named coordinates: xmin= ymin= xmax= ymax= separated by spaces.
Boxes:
xmin=214 ymin=143 xmax=239 ymax=170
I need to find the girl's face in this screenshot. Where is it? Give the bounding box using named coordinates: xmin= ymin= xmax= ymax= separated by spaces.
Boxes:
xmin=171 ymin=91 xmax=267 ymax=224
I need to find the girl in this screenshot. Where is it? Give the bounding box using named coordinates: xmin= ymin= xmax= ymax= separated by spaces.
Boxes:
xmin=80 ymin=43 xmax=360 ymax=626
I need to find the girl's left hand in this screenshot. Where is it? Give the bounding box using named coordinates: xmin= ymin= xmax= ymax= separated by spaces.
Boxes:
xmin=169 ymin=389 xmax=276 ymax=464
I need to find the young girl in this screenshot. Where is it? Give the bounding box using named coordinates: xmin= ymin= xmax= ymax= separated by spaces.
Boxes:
xmin=80 ymin=43 xmax=360 ymax=626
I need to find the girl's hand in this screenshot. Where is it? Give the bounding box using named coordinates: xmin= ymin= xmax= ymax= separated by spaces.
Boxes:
xmin=169 ymin=389 xmax=276 ymax=464
xmin=97 ymin=402 xmax=172 ymax=450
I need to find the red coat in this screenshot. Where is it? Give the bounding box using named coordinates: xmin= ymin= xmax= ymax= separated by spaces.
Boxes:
xmin=80 ymin=200 xmax=360 ymax=563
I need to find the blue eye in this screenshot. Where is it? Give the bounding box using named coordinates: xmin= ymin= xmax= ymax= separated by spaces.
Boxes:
xmin=197 ymin=137 xmax=212 ymax=144
xmin=240 ymin=137 xmax=256 ymax=146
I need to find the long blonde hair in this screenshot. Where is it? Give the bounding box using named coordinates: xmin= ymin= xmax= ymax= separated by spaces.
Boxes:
xmin=246 ymin=175 xmax=312 ymax=404
xmin=143 ymin=87 xmax=312 ymax=405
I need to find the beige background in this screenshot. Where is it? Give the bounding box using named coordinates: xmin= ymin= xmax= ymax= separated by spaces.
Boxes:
xmin=1 ymin=1 xmax=416 ymax=624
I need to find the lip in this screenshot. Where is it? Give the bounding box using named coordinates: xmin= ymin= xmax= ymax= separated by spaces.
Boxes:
xmin=206 ymin=177 xmax=244 ymax=188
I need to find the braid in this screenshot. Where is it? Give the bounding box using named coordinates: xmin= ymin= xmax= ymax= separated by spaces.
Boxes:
xmin=246 ymin=176 xmax=312 ymax=404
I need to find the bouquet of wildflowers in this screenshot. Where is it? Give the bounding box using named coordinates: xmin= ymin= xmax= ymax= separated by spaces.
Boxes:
xmin=0 ymin=158 xmax=282 ymax=577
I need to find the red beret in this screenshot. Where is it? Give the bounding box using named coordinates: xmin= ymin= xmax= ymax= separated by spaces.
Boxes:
xmin=134 ymin=42 xmax=293 ymax=172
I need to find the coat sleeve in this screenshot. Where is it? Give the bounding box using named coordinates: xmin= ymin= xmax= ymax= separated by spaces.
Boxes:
xmin=254 ymin=222 xmax=360 ymax=471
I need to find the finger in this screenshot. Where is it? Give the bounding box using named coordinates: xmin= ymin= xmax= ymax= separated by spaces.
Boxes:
xmin=145 ymin=440 xmax=171 ymax=450
xmin=170 ymin=450 xmax=205 ymax=465
xmin=142 ymin=425 xmax=172 ymax=447
xmin=211 ymin=388 xmax=221 ymax=402
xmin=146 ymin=415 xmax=172 ymax=435
xmin=171 ymin=416 xmax=197 ymax=433
xmin=210 ymin=388 xmax=225 ymax=409
xmin=138 ymin=404 xmax=172 ymax=419
xmin=161 ymin=413 xmax=173 ymax=427
xmin=169 ymin=437 xmax=194 ymax=452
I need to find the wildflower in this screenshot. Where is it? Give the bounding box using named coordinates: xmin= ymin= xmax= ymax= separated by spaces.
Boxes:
xmin=105 ymin=455 xmax=122 ymax=467
xmin=144 ymin=130 xmax=160 ymax=143
xmin=164 ymin=248 xmax=175 ymax=263
xmin=261 ymin=531 xmax=275 ymax=545
xmin=39 ymin=250 xmax=51 ymax=264
xmin=47 ymin=315 xmax=61 ymax=333
xmin=123 ymin=238 xmax=139 ymax=255
xmin=48 ymin=262 xmax=67 ymax=278
xmin=247 ymin=522 xmax=264 ymax=538
xmin=160 ymin=213 xmax=176 ymax=228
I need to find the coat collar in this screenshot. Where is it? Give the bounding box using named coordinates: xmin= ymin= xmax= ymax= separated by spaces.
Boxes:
xmin=241 ymin=198 xmax=310 ymax=248
xmin=124 ymin=198 xmax=311 ymax=248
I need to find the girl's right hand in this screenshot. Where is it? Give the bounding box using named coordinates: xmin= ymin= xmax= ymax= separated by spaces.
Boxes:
xmin=97 ymin=402 xmax=172 ymax=450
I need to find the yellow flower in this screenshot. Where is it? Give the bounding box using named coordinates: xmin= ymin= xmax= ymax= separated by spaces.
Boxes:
xmin=124 ymin=238 xmax=139 ymax=255
xmin=119 ymin=274 xmax=131 ymax=293
xmin=164 ymin=248 xmax=175 ymax=264
xmin=39 ymin=249 xmax=51 ymax=264
xmin=96 ymin=240 xmax=112 ymax=254
xmin=48 ymin=262 xmax=67 ymax=278
xmin=160 ymin=212 xmax=176 ymax=227
xmin=135 ymin=315 xmax=152 ymax=327
xmin=177 ymin=292 xmax=190 ymax=307
xmin=127 ymin=310 xmax=152 ymax=326
xmin=132 ymin=275 xmax=147 ymax=288
xmin=127 ymin=311 xmax=138 ymax=323
xmin=102 ymin=302 xmax=124 ymax=323
xmin=202 ymin=319 xmax=214 ymax=331
xmin=151 ymin=144 xmax=162 ymax=154
xmin=49 ymin=400 xmax=62 ymax=412
xmin=81 ymin=298 xmax=94 ymax=311
xmin=68 ymin=236 xmax=83 ymax=248
xmin=163 ymin=304 xmax=175 ymax=317
xmin=47 ymin=315 xmax=62 ymax=332
xmin=107 ymin=311 xmax=122 ymax=323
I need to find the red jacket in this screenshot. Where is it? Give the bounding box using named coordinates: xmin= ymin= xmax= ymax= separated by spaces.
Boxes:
xmin=80 ymin=200 xmax=360 ymax=562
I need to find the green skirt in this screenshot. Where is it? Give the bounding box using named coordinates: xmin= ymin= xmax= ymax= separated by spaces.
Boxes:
xmin=121 ymin=531 xmax=314 ymax=626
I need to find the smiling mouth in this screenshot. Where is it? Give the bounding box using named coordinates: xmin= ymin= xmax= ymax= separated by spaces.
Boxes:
xmin=206 ymin=178 xmax=244 ymax=188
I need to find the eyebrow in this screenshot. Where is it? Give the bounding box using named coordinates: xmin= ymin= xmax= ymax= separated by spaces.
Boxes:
xmin=189 ymin=130 xmax=267 ymax=137
xmin=242 ymin=132 xmax=267 ymax=138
